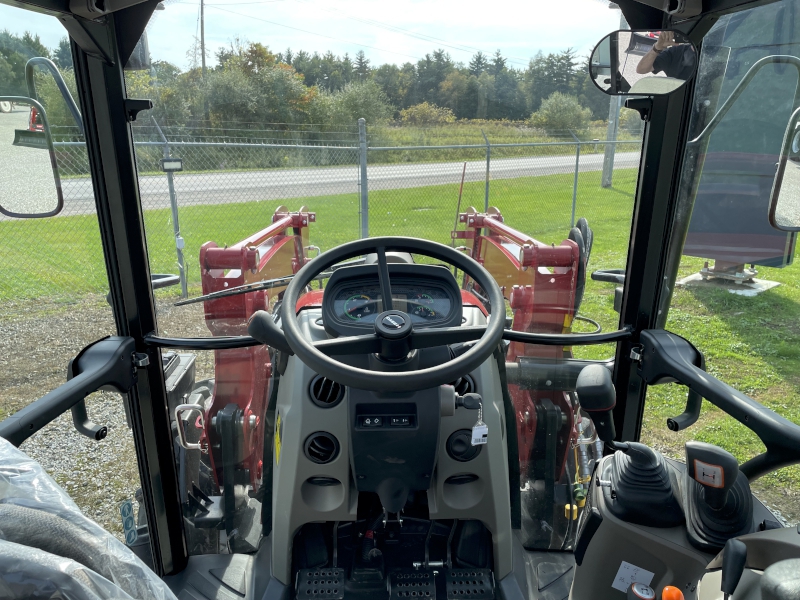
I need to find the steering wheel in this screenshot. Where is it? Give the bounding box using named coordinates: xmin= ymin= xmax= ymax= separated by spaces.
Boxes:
xmin=249 ymin=237 xmax=505 ymax=392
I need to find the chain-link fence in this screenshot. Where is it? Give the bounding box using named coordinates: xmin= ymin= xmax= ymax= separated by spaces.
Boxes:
xmin=0 ymin=115 xmax=642 ymax=301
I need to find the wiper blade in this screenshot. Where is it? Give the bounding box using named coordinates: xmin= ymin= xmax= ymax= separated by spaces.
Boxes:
xmin=174 ymin=275 xmax=300 ymax=306
xmin=173 ymin=257 xmax=367 ymax=307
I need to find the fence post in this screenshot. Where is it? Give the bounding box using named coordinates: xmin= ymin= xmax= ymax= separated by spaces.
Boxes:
xmin=358 ymin=118 xmax=369 ymax=238
xmin=602 ymin=96 xmax=621 ymax=188
xmin=570 ymin=131 xmax=581 ymax=229
xmin=153 ymin=117 xmax=188 ymax=298
xmin=481 ymin=129 xmax=490 ymax=212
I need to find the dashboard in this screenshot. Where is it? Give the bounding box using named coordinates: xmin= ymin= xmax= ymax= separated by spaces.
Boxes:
xmin=322 ymin=264 xmax=463 ymax=337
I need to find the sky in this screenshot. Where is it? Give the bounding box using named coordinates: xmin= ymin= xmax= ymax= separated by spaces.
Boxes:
xmin=0 ymin=0 xmax=622 ymax=71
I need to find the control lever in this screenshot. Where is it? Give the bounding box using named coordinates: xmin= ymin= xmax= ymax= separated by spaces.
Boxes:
xmin=576 ymin=364 xmax=626 ymax=451
xmin=721 ymin=539 xmax=747 ymax=600
xmin=686 ymin=441 xmax=739 ymax=510
xmin=683 ymin=441 xmax=753 ymax=552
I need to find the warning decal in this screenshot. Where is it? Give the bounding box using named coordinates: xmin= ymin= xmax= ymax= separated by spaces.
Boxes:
xmin=275 ymin=412 xmax=282 ymax=465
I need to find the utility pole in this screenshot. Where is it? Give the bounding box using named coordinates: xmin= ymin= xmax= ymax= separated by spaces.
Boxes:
xmin=601 ymin=4 xmax=628 ymax=187
xmin=200 ymin=0 xmax=207 ymax=78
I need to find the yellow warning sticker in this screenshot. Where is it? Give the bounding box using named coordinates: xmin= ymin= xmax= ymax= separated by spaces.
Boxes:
xmin=274 ymin=413 xmax=282 ymax=465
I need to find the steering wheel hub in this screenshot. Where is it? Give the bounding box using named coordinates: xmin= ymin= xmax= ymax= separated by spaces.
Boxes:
xmin=375 ymin=310 xmax=412 ymax=339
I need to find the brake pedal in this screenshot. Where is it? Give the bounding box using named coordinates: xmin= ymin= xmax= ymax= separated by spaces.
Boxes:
xmin=296 ymin=567 xmax=345 ymax=600
xmin=445 ymin=569 xmax=494 ymax=600
xmin=390 ymin=569 xmax=436 ymax=600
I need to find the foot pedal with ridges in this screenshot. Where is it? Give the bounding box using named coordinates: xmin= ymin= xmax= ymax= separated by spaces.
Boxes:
xmin=295 ymin=567 xmax=345 ymax=600
xmin=390 ymin=569 xmax=436 ymax=600
xmin=445 ymin=569 xmax=494 ymax=600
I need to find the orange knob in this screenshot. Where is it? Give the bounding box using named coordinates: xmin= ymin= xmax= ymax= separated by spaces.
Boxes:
xmin=661 ymin=586 xmax=684 ymax=600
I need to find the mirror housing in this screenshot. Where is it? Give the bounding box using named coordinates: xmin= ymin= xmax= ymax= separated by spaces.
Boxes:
xmin=589 ymin=30 xmax=697 ymax=96
xmin=768 ymin=106 xmax=800 ymax=231
xmin=125 ymin=31 xmax=152 ymax=71
xmin=0 ymin=97 xmax=64 ymax=219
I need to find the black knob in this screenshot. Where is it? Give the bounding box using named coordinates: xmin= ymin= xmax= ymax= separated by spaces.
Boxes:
xmin=576 ymin=364 xmax=617 ymax=444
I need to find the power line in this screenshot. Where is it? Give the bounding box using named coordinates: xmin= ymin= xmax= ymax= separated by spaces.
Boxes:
xmin=204 ymin=4 xmax=422 ymax=61
xmin=298 ymin=0 xmax=532 ymax=68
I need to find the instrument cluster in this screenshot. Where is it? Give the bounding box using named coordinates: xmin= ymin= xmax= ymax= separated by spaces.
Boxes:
xmin=321 ymin=264 xmax=463 ymax=337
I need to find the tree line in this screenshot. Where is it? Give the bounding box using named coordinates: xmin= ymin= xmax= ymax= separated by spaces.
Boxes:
xmin=1 ymin=30 xmax=614 ymax=133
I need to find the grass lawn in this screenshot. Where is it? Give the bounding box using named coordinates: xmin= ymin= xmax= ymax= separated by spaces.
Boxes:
xmin=2 ymin=166 xmax=799 ymax=521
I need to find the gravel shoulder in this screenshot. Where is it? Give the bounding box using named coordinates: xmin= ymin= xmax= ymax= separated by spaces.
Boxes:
xmin=0 ymin=292 xmax=211 ymax=537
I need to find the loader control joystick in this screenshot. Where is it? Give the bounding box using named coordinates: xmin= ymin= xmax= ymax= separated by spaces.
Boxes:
xmin=684 ymin=441 xmax=753 ymax=552
xmin=577 ymin=365 xmax=683 ymax=527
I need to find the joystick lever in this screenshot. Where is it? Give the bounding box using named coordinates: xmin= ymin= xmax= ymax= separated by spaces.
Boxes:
xmin=685 ymin=441 xmax=739 ymax=510
xmin=576 ymin=365 xmax=626 ymax=450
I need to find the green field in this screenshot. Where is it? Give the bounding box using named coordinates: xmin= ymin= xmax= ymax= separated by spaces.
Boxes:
xmin=1 ymin=167 xmax=799 ymax=521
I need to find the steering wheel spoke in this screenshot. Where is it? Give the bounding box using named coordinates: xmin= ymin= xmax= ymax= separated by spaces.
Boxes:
xmin=376 ymin=246 xmax=394 ymax=312
xmin=410 ymin=326 xmax=486 ymax=349
xmin=314 ymin=334 xmax=382 ymax=356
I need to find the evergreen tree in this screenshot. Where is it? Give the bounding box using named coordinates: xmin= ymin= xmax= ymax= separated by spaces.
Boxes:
xmin=468 ymin=51 xmax=488 ymax=76
xmin=354 ymin=50 xmax=370 ymax=80
xmin=53 ymin=37 xmax=72 ymax=70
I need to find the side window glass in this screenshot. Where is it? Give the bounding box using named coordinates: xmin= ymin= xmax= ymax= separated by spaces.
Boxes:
xmin=645 ymin=2 xmax=800 ymax=526
xmin=0 ymin=11 xmax=143 ymax=540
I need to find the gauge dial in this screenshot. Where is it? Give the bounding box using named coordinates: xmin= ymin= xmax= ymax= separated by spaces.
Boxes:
xmin=343 ymin=294 xmax=376 ymax=320
xmin=410 ymin=293 xmax=436 ymax=319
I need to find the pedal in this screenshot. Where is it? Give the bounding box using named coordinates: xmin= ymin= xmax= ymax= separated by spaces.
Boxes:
xmin=445 ymin=569 xmax=494 ymax=600
xmin=296 ymin=567 xmax=345 ymax=600
xmin=390 ymin=569 xmax=436 ymax=600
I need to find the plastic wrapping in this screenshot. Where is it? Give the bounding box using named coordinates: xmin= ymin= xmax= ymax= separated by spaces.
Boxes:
xmin=0 ymin=539 xmax=136 ymax=600
xmin=0 ymin=437 xmax=177 ymax=600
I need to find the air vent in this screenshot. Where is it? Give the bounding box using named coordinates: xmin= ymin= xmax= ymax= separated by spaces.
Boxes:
xmin=304 ymin=432 xmax=340 ymax=464
xmin=450 ymin=374 xmax=476 ymax=395
xmin=309 ymin=376 xmax=345 ymax=408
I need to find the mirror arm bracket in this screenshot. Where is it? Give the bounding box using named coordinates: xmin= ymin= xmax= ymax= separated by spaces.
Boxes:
xmin=125 ymin=98 xmax=154 ymax=122
xmin=625 ymin=97 xmax=653 ymax=122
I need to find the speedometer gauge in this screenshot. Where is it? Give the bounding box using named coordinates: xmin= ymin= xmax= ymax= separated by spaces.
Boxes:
xmin=343 ymin=294 xmax=375 ymax=320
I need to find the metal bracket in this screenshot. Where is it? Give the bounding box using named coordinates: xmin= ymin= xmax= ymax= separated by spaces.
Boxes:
xmin=625 ymin=98 xmax=653 ymax=122
xmin=175 ymin=404 xmax=206 ymax=452
xmin=630 ymin=346 xmax=643 ymax=362
xmin=134 ymin=352 xmax=150 ymax=367
xmin=124 ymin=98 xmax=153 ymax=122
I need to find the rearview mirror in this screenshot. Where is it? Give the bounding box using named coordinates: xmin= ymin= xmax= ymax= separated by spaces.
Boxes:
xmin=769 ymin=106 xmax=800 ymax=231
xmin=589 ymin=30 xmax=697 ymax=96
xmin=0 ymin=97 xmax=64 ymax=219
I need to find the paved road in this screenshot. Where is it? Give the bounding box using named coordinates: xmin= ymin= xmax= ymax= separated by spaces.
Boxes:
xmin=0 ymin=109 xmax=63 ymax=217
xmin=1 ymin=110 xmax=640 ymax=218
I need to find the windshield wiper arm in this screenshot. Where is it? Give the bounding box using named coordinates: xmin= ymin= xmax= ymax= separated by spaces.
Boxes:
xmin=172 ymin=256 xmax=368 ymax=307
xmin=174 ymin=272 xmax=335 ymax=307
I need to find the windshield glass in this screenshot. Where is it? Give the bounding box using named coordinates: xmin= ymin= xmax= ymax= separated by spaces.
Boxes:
xmin=121 ymin=0 xmax=643 ymax=558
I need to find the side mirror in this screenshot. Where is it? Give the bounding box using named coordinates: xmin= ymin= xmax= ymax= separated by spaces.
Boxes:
xmin=0 ymin=97 xmax=64 ymax=219
xmin=769 ymin=106 xmax=800 ymax=231
xmin=125 ymin=31 xmax=152 ymax=71
xmin=589 ymin=30 xmax=697 ymax=96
